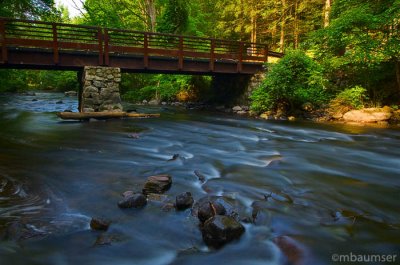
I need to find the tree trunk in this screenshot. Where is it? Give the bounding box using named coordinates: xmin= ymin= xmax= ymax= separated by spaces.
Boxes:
xmin=279 ymin=0 xmax=286 ymax=52
xmin=294 ymin=0 xmax=299 ymax=49
xmin=324 ymin=0 xmax=331 ymax=28
xmin=250 ymin=9 xmax=257 ymax=55
xmin=240 ymin=0 xmax=245 ymax=41
xmin=396 ymin=60 xmax=400 ymax=93
xmin=146 ymin=0 xmax=156 ymax=32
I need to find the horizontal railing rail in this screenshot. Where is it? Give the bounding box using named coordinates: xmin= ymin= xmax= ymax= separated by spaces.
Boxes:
xmin=0 ymin=17 xmax=284 ymax=72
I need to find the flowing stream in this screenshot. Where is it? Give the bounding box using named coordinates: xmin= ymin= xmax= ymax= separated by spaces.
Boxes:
xmin=0 ymin=92 xmax=399 ymax=265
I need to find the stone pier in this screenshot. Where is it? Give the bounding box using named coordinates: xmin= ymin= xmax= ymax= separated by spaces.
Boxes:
xmin=79 ymin=66 xmax=123 ymax=112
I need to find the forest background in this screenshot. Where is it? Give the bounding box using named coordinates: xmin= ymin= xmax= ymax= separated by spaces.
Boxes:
xmin=0 ymin=0 xmax=399 ymax=113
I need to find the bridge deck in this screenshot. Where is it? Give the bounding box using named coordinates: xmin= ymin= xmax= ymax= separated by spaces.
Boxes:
xmin=0 ymin=18 xmax=283 ymax=75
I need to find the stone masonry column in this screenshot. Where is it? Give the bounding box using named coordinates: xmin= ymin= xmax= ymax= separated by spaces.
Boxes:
xmin=80 ymin=66 xmax=123 ymax=112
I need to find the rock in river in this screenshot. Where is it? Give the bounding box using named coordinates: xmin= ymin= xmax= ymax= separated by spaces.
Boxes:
xmin=142 ymin=175 xmax=172 ymax=195
xmin=90 ymin=218 xmax=111 ymax=231
xmin=273 ymin=235 xmax=307 ymax=265
xmin=198 ymin=201 xmax=226 ymax=223
xmin=343 ymin=107 xmax=392 ymax=123
xmin=118 ymin=193 xmax=147 ymax=209
xmin=175 ymin=192 xmax=194 ymax=210
xmin=202 ymin=215 xmax=245 ymax=249
xmin=64 ymin=91 xmax=78 ymax=97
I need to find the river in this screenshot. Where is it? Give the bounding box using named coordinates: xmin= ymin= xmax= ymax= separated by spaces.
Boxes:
xmin=0 ymin=92 xmax=399 ymax=265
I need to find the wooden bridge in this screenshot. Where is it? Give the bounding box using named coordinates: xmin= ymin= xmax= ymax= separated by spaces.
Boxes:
xmin=0 ymin=18 xmax=283 ymax=75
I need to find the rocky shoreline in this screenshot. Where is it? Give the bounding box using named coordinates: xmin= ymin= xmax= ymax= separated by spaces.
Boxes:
xmin=137 ymin=99 xmax=400 ymax=127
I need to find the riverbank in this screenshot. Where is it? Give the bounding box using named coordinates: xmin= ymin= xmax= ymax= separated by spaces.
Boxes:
xmin=135 ymin=99 xmax=400 ymax=128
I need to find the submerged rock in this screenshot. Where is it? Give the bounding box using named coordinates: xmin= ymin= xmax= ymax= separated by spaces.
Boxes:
xmin=122 ymin=190 xmax=134 ymax=198
xmin=22 ymin=92 xmax=36 ymax=96
xmin=198 ymin=201 xmax=226 ymax=223
xmin=202 ymin=215 xmax=245 ymax=249
xmin=194 ymin=170 xmax=206 ymax=183
xmin=168 ymin=154 xmax=180 ymax=161
xmin=175 ymin=192 xmax=194 ymax=210
xmin=118 ymin=193 xmax=147 ymax=209
xmin=161 ymin=202 xmax=175 ymax=212
xmin=147 ymin=193 xmax=169 ymax=202
xmin=273 ymin=236 xmax=306 ymax=265
xmin=93 ymin=233 xmax=126 ymax=246
xmin=3 ymin=222 xmax=47 ymax=241
xmin=142 ymin=175 xmax=172 ymax=195
xmin=90 ymin=218 xmax=111 ymax=231
xmin=94 ymin=234 xmax=113 ymax=246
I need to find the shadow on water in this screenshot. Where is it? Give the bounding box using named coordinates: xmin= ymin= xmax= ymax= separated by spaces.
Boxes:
xmin=0 ymin=92 xmax=400 ymax=264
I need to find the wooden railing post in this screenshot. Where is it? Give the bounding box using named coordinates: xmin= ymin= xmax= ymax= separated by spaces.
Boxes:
xmin=98 ymin=27 xmax=104 ymax=66
xmin=178 ymin=36 xmax=183 ymax=70
xmin=144 ymin=32 xmax=149 ymax=69
xmin=0 ymin=19 xmax=8 ymax=63
xmin=104 ymin=29 xmax=109 ymax=66
xmin=52 ymin=23 xmax=59 ymax=65
xmin=237 ymin=42 xmax=244 ymax=73
xmin=264 ymin=45 xmax=269 ymax=63
xmin=209 ymin=39 xmax=215 ymax=72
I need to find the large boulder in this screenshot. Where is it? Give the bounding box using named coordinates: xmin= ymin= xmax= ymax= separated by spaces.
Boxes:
xmin=202 ymin=215 xmax=245 ymax=249
xmin=343 ymin=107 xmax=392 ymax=123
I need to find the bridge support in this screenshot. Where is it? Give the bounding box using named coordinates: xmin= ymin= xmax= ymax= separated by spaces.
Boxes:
xmin=79 ymin=66 xmax=123 ymax=112
xmin=211 ymin=72 xmax=265 ymax=106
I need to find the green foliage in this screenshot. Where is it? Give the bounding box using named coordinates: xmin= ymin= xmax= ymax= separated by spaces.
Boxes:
xmin=251 ymin=50 xmax=326 ymax=113
xmin=37 ymin=71 xmax=79 ymax=91
xmin=0 ymin=70 xmax=26 ymax=92
xmin=157 ymin=0 xmax=189 ymax=34
xmin=333 ymin=86 xmax=368 ymax=109
xmin=122 ymin=74 xmax=211 ymax=102
xmin=0 ymin=70 xmax=78 ymax=92
xmin=310 ymin=0 xmax=400 ymax=104
xmin=0 ymin=0 xmax=56 ymax=19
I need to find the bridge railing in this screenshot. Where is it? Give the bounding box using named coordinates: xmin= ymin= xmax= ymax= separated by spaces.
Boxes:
xmin=0 ymin=18 xmax=103 ymax=64
xmin=0 ymin=17 xmax=283 ymax=71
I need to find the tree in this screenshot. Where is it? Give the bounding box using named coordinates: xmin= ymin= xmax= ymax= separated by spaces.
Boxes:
xmin=82 ymin=0 xmax=160 ymax=31
xmin=313 ymin=0 xmax=400 ymax=96
xmin=157 ymin=0 xmax=188 ymax=34
xmin=0 ymin=0 xmax=56 ymax=19
xmin=251 ymin=50 xmax=326 ymax=113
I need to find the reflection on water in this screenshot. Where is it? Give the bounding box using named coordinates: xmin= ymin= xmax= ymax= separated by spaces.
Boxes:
xmin=0 ymin=92 xmax=399 ymax=264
